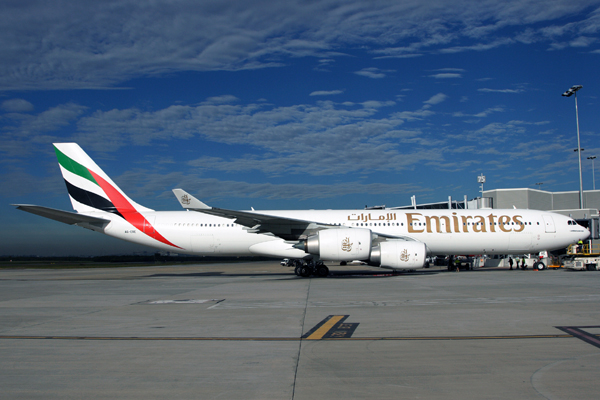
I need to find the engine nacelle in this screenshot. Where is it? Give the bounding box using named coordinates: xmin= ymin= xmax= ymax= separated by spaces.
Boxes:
xmin=302 ymin=228 xmax=372 ymax=261
xmin=370 ymin=241 xmax=427 ymax=269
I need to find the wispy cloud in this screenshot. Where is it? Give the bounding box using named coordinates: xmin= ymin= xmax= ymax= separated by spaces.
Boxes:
xmin=453 ymin=106 xmax=505 ymax=118
xmin=0 ymin=96 xmax=448 ymax=177
xmin=2 ymin=103 xmax=87 ymax=137
xmin=1 ymin=1 xmax=598 ymax=90
xmin=354 ymin=68 xmax=391 ymax=79
xmin=429 ymin=73 xmax=462 ymax=79
xmin=439 ymin=38 xmax=515 ymax=54
xmin=478 ymin=88 xmax=524 ymax=93
xmin=1 ymin=99 xmax=34 ymax=112
xmin=310 ymin=90 xmax=344 ymax=96
xmin=424 ymin=93 xmax=448 ymax=105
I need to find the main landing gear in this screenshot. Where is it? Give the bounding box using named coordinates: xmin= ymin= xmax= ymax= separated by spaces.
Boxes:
xmin=291 ymin=259 xmax=329 ymax=278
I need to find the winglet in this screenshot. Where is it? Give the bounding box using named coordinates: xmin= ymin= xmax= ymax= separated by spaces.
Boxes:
xmin=172 ymin=189 xmax=211 ymax=210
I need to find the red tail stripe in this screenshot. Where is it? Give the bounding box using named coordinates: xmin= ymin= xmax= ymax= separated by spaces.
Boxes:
xmin=88 ymin=170 xmax=182 ymax=249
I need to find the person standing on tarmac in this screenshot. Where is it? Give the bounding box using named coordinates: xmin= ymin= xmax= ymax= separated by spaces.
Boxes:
xmin=521 ymin=257 xmax=526 ymax=269
xmin=509 ymin=257 xmax=514 ymax=270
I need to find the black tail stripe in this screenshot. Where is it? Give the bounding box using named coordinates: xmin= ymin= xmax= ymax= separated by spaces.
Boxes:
xmin=64 ymin=180 xmax=125 ymax=219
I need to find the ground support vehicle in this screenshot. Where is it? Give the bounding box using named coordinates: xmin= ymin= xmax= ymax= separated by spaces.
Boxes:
xmin=562 ymin=244 xmax=600 ymax=271
xmin=447 ymin=256 xmax=473 ymax=271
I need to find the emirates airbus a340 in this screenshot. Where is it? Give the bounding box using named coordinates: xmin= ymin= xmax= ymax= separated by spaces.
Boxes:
xmin=14 ymin=143 xmax=589 ymax=277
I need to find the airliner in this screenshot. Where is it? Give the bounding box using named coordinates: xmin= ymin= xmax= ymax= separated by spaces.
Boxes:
xmin=14 ymin=143 xmax=589 ymax=277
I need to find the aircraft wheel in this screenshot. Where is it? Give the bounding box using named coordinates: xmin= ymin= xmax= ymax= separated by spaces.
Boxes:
xmin=534 ymin=261 xmax=546 ymax=270
xmin=316 ymin=265 xmax=329 ymax=277
xmin=294 ymin=266 xmax=302 ymax=276
xmin=299 ymin=266 xmax=312 ymax=278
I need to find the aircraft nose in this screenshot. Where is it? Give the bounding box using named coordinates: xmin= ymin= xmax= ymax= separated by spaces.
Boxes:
xmin=578 ymin=224 xmax=591 ymax=240
xmin=582 ymin=228 xmax=591 ymax=240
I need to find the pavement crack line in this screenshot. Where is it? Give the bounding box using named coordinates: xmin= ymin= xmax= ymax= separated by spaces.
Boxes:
xmin=291 ymin=277 xmax=312 ymax=400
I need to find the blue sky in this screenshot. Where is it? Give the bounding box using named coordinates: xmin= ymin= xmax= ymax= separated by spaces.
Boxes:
xmin=2 ymin=0 xmax=600 ymax=256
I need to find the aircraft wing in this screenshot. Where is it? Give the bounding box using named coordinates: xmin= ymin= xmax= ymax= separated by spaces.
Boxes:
xmin=13 ymin=205 xmax=111 ymax=228
xmin=172 ymin=189 xmax=415 ymax=242
xmin=172 ymin=189 xmax=340 ymax=240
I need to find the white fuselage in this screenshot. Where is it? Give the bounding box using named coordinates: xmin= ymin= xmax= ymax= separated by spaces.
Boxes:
xmin=89 ymin=208 xmax=588 ymax=259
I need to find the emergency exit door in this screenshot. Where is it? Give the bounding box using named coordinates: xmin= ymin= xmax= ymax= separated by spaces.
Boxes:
xmin=542 ymin=215 xmax=556 ymax=233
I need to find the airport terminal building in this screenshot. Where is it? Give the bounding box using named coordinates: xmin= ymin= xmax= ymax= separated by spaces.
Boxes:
xmin=393 ymin=188 xmax=599 ymax=240
xmin=483 ymin=188 xmax=599 ymax=240
xmin=483 ymin=188 xmax=599 ymax=215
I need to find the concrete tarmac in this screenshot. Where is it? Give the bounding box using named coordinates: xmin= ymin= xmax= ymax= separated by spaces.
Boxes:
xmin=1 ymin=262 xmax=599 ymax=399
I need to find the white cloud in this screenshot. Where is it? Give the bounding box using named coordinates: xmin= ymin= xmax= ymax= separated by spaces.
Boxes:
xmin=1 ymin=1 xmax=598 ymax=90
xmin=478 ymin=88 xmax=524 ymax=93
xmin=570 ymin=36 xmax=596 ymax=47
xmin=354 ymin=68 xmax=389 ymax=79
xmin=1 ymin=99 xmax=34 ymax=112
xmin=125 ymin=173 xmax=426 ymax=202
xmin=310 ymin=90 xmax=344 ymax=96
xmin=392 ymin=108 xmax=435 ymax=121
xmin=433 ymin=68 xmax=465 ymax=73
xmin=18 ymin=96 xmax=445 ymax=176
xmin=202 ymin=95 xmax=239 ymax=104
xmin=439 ymin=38 xmax=515 ymax=54
xmin=424 ymin=93 xmax=448 ymax=105
xmin=429 ymin=73 xmax=461 ymax=79
xmin=453 ymin=106 xmax=505 ymax=118
xmin=3 ymin=103 xmax=87 ymax=137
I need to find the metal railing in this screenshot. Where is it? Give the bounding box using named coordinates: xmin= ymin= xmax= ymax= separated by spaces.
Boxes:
xmin=567 ymin=243 xmax=600 ymax=256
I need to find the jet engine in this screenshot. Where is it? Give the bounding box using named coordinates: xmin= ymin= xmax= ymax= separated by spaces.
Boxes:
xmin=295 ymin=229 xmax=427 ymax=269
xmin=298 ymin=228 xmax=372 ymax=261
xmin=370 ymin=241 xmax=427 ymax=269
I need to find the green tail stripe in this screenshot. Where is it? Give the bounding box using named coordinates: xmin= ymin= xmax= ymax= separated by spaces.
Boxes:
xmin=54 ymin=145 xmax=99 ymax=186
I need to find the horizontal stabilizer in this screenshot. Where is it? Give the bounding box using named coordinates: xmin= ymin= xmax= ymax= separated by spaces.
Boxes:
xmin=172 ymin=189 xmax=211 ymax=210
xmin=13 ymin=204 xmax=110 ymax=227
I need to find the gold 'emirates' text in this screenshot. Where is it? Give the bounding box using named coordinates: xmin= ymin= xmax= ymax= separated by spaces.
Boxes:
xmin=406 ymin=212 xmax=525 ymax=234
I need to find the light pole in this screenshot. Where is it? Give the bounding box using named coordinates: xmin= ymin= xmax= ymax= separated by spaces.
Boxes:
xmin=562 ymin=85 xmax=584 ymax=209
xmin=477 ymin=174 xmax=485 ymax=198
xmin=535 ymin=182 xmax=543 ymax=190
xmin=589 ymin=156 xmax=596 ymax=190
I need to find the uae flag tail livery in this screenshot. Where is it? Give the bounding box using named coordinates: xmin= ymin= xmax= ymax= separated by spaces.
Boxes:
xmin=53 ymin=143 xmax=181 ymax=249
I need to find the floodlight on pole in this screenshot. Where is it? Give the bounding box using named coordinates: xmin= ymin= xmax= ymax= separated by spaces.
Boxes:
xmin=562 ymin=85 xmax=584 ymax=209
xmin=589 ymin=156 xmax=596 ymax=191
xmin=477 ymin=173 xmax=485 ymax=198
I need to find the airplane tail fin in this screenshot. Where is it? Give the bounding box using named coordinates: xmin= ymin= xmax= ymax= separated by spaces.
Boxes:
xmin=53 ymin=143 xmax=153 ymax=215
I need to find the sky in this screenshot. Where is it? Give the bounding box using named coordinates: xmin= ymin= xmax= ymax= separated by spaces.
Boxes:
xmin=1 ymin=0 xmax=600 ymax=256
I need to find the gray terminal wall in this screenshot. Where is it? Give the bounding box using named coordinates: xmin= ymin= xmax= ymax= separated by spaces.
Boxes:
xmin=483 ymin=189 xmax=599 ymax=240
xmin=484 ymin=189 xmax=600 ymax=211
